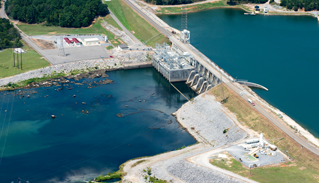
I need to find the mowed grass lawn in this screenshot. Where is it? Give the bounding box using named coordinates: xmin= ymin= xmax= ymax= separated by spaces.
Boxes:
xmin=16 ymin=18 xmax=124 ymax=47
xmin=211 ymin=158 xmax=319 ymax=183
xmin=104 ymin=14 xmax=122 ymax=30
xmin=209 ymin=84 xmax=319 ymax=182
xmin=157 ymin=1 xmax=226 ymax=14
xmin=0 ymin=42 xmax=50 ymax=78
xmin=105 ymin=0 xmax=169 ymax=47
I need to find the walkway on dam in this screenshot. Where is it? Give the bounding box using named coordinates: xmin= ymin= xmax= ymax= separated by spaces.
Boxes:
xmin=124 ymin=0 xmax=319 ymax=157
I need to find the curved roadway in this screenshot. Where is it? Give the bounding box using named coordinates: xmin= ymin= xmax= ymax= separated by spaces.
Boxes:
xmin=123 ymin=0 xmax=319 ymax=157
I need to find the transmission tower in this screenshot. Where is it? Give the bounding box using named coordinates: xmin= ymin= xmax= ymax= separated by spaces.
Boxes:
xmin=180 ymin=6 xmax=190 ymax=44
xmin=58 ymin=36 xmax=66 ymax=57
xmin=181 ymin=6 xmax=187 ymax=31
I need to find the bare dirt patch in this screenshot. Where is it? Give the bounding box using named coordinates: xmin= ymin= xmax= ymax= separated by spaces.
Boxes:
xmin=118 ymin=39 xmax=124 ymax=44
xmin=299 ymin=166 xmax=306 ymax=170
xmin=48 ymin=31 xmax=57 ymax=34
xmin=32 ymin=39 xmax=56 ymax=50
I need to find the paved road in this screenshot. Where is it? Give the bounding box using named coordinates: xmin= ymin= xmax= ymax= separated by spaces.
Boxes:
xmin=189 ymin=147 xmax=258 ymax=183
xmin=0 ymin=2 xmax=7 ymax=18
xmin=109 ymin=10 xmax=143 ymax=45
xmin=124 ymin=0 xmax=319 ymax=157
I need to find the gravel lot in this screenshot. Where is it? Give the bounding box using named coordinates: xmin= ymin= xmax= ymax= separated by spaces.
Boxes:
xmin=167 ymin=160 xmax=244 ymax=183
xmin=175 ymin=92 xmax=247 ymax=147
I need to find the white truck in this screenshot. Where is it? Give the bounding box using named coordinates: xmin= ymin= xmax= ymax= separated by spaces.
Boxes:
xmin=248 ymin=99 xmax=255 ymax=106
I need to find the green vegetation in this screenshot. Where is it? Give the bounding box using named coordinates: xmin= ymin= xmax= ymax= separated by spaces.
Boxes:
xmin=16 ymin=18 xmax=106 ymax=35
xmin=175 ymin=145 xmax=186 ymax=150
xmin=105 ymin=0 xmax=170 ymax=47
xmin=143 ymin=167 xmax=171 ymax=183
xmin=106 ymin=46 xmax=114 ymax=50
xmin=104 ymin=15 xmax=122 ymax=30
xmin=131 ymin=159 xmax=147 ymax=168
xmin=211 ymin=158 xmax=319 ymax=183
xmin=280 ymin=0 xmax=318 ymax=11
xmin=147 ymin=0 xmax=204 ymax=5
xmin=5 ymin=0 xmax=108 ymax=27
xmin=228 ymin=0 xmax=267 ymax=5
xmin=0 ymin=42 xmax=49 ymax=79
xmin=0 ymin=18 xmax=22 ymax=50
xmin=157 ymin=1 xmax=226 ymax=14
xmin=95 ymin=170 xmax=122 ymax=181
xmin=15 ymin=18 xmax=123 ymax=47
xmin=209 ymin=84 xmax=319 ymax=182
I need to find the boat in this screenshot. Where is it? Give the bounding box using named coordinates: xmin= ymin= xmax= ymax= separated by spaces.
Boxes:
xmin=244 ymin=12 xmax=256 ymax=16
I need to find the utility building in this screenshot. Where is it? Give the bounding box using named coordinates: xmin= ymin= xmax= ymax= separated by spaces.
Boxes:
xmin=83 ymin=38 xmax=100 ymax=46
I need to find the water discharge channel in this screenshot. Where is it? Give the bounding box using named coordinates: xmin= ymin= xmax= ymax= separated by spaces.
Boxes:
xmin=0 ymin=68 xmax=196 ymax=182
xmin=158 ymin=8 xmax=319 ymax=137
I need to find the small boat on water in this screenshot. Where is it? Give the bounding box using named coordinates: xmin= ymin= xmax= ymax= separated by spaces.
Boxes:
xmin=244 ymin=12 xmax=256 ymax=16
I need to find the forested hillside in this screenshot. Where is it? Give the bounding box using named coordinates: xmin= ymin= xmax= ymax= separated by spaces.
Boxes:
xmin=145 ymin=0 xmax=204 ymax=5
xmin=279 ymin=0 xmax=319 ymax=11
xmin=5 ymin=0 xmax=109 ymax=27
xmin=0 ymin=18 xmax=22 ymax=50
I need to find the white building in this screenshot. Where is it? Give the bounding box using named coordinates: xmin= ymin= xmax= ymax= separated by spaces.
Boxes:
xmin=83 ymin=38 xmax=100 ymax=46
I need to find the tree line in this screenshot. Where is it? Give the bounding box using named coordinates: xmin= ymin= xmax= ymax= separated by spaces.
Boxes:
xmin=228 ymin=0 xmax=318 ymax=11
xmin=0 ymin=18 xmax=22 ymax=50
xmin=279 ymin=0 xmax=319 ymax=11
xmin=228 ymin=0 xmax=268 ymax=5
xmin=5 ymin=0 xmax=109 ymax=28
xmin=146 ymin=0 xmax=204 ymax=5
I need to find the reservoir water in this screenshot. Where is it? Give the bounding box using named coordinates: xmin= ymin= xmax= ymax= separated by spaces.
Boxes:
xmin=159 ymin=9 xmax=319 ymax=137
xmin=0 ymin=68 xmax=196 ymax=182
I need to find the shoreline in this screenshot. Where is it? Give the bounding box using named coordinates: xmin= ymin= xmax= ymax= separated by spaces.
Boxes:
xmin=0 ymin=58 xmax=152 ymax=91
xmin=144 ymin=0 xmax=319 ymax=149
xmin=151 ymin=1 xmax=318 ymax=18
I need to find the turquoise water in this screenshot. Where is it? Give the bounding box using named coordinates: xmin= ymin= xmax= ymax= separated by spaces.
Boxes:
xmin=159 ymin=9 xmax=319 ymax=137
xmin=0 ymin=68 xmax=196 ymax=182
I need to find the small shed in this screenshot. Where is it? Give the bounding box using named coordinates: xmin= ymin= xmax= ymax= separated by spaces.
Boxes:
xmin=118 ymin=44 xmax=129 ymax=51
xmin=83 ymin=38 xmax=99 ymax=46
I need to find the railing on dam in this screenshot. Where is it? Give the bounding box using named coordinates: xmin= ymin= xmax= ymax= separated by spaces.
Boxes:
xmin=237 ymin=80 xmax=268 ymax=91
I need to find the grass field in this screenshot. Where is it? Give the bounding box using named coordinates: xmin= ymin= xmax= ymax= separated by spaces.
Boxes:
xmin=104 ymin=15 xmax=123 ymax=30
xmin=156 ymin=1 xmax=226 ymax=14
xmin=16 ymin=18 xmax=124 ymax=47
xmin=105 ymin=0 xmax=170 ymax=47
xmin=0 ymin=41 xmax=50 ymax=79
xmin=211 ymin=158 xmax=319 ymax=183
xmin=209 ymin=84 xmax=319 ymax=182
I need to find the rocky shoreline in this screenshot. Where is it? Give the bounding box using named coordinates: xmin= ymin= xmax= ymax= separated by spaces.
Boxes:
xmin=0 ymin=58 xmax=152 ymax=91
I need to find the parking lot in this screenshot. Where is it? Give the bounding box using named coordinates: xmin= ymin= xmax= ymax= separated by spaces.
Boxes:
xmin=29 ymin=35 xmax=112 ymax=65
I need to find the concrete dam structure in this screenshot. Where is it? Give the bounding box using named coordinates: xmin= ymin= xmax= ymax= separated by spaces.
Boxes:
xmin=152 ymin=43 xmax=194 ymax=82
xmin=152 ymin=43 xmax=222 ymax=94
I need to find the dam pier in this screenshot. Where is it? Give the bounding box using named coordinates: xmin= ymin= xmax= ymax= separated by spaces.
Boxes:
xmin=152 ymin=42 xmax=223 ymax=94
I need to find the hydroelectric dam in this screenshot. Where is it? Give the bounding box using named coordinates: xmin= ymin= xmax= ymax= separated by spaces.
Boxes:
xmin=152 ymin=41 xmax=267 ymax=94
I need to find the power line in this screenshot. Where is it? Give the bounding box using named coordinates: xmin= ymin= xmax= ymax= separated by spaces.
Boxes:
xmin=0 ymin=91 xmax=15 ymax=167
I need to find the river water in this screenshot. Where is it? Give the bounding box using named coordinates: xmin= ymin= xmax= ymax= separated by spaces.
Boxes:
xmin=159 ymin=8 xmax=319 ymax=137
xmin=0 ymin=68 xmax=196 ymax=182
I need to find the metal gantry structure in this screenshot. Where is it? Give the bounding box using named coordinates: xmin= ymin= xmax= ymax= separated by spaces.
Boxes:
xmin=58 ymin=36 xmax=66 ymax=57
xmin=180 ymin=6 xmax=190 ymax=44
xmin=155 ymin=43 xmax=187 ymax=69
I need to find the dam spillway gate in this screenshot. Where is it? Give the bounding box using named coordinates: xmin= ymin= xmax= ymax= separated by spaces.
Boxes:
xmin=152 ymin=43 xmax=222 ymax=94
